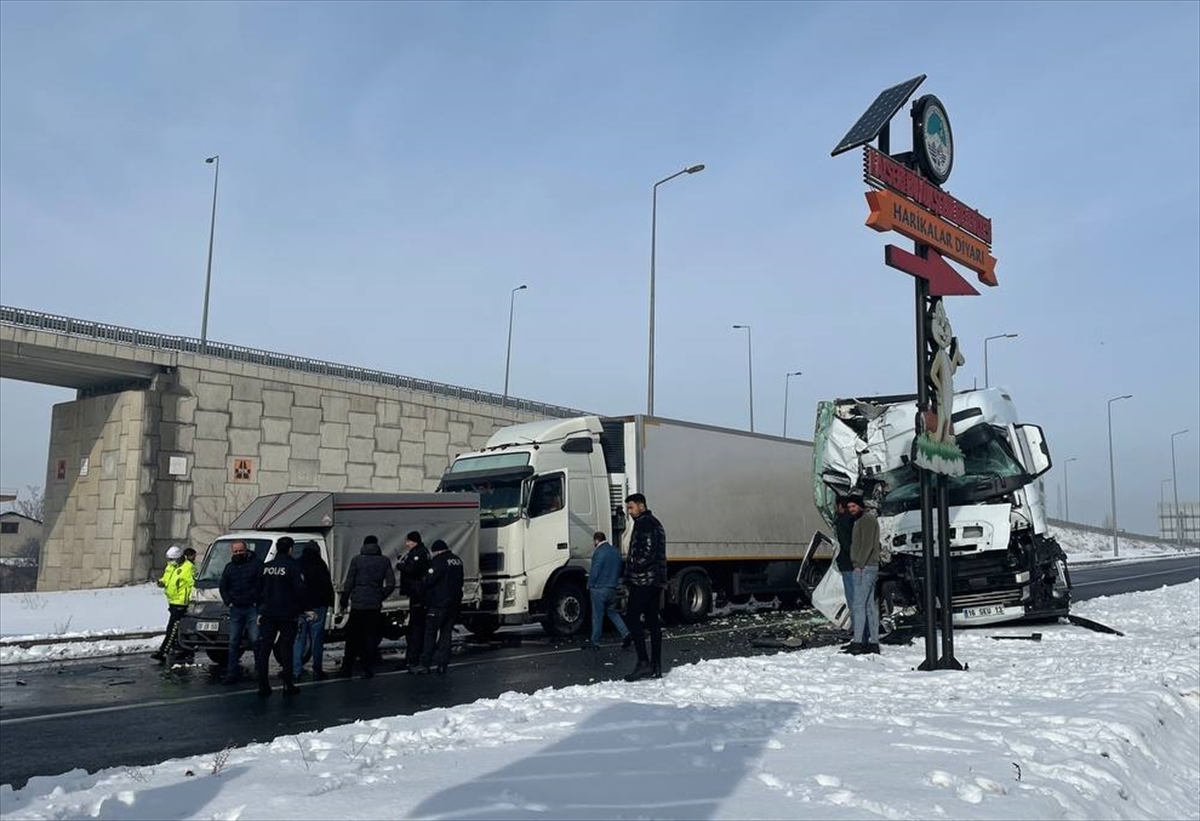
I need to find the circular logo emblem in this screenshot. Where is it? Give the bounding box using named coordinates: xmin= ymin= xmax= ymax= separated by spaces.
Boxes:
xmin=914 ymin=95 xmax=953 ymax=185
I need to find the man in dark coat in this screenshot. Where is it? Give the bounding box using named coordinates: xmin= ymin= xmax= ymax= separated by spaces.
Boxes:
xmin=396 ymin=530 xmax=431 ymax=670
xmin=412 ymin=539 xmax=463 ymax=675
xmin=294 ymin=542 xmax=335 ymax=680
xmin=338 ymin=534 xmax=396 ymax=678
xmin=255 ymin=536 xmax=305 ymax=696
xmin=622 ymin=492 xmax=667 ymax=682
xmin=219 ymin=539 xmax=262 ymax=684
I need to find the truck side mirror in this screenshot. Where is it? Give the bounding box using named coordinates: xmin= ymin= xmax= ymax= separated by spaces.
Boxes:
xmin=1014 ymin=424 xmax=1052 ymax=478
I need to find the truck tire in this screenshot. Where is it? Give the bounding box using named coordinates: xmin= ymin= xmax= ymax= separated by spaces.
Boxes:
xmin=542 ymin=579 xmax=587 ymax=638
xmin=205 ymin=649 xmax=229 ymax=666
xmin=463 ymin=614 xmax=501 ymax=639
xmin=673 ymin=570 xmax=712 ymax=624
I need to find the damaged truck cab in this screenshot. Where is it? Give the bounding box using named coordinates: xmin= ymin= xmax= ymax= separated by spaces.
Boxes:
xmin=805 ymin=387 xmax=1071 ymax=630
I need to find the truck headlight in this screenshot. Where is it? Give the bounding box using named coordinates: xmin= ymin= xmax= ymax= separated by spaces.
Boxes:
xmin=1014 ymin=571 xmax=1031 ymax=584
xmin=503 ymin=581 xmax=517 ymax=607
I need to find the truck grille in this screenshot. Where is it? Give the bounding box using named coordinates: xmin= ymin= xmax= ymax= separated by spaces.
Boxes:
xmin=951 ymin=589 xmax=1023 ymax=609
xmin=479 ymin=552 xmax=504 ymax=573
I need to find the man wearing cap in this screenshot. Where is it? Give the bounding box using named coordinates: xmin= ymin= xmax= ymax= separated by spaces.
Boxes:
xmin=413 ymin=539 xmax=464 ymax=675
xmin=152 ymin=545 xmax=195 ymax=662
xmin=396 ymin=531 xmax=431 ymax=670
xmin=844 ymin=491 xmax=882 ymax=656
xmin=337 ymin=534 xmax=396 ymax=678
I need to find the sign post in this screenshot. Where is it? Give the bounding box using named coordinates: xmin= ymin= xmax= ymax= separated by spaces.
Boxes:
xmin=832 ymin=76 xmax=997 ymax=671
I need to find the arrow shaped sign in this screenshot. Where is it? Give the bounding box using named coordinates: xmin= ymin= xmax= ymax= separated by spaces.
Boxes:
xmin=885 ymin=244 xmax=979 ymax=296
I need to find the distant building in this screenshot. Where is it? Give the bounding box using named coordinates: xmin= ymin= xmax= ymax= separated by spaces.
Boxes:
xmin=1158 ymin=502 xmax=1200 ymax=545
xmin=0 ymin=511 xmax=42 ymax=559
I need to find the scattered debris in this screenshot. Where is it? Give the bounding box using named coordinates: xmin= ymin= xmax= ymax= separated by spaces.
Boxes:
xmin=1067 ymin=615 xmax=1125 ymax=636
xmin=991 ymin=633 xmax=1043 ymax=641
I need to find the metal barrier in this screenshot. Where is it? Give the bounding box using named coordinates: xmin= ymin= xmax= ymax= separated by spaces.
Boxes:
xmin=0 ymin=305 xmax=586 ymax=418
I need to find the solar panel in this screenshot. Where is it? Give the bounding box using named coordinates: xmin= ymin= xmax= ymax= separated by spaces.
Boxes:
xmin=830 ymin=74 xmax=926 ymax=157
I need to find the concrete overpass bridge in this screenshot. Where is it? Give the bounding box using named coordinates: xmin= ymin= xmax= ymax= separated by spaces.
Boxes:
xmin=0 ymin=305 xmax=583 ymax=590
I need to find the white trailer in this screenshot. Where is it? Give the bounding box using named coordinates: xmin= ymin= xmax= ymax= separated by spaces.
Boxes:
xmin=438 ymin=415 xmax=827 ymax=638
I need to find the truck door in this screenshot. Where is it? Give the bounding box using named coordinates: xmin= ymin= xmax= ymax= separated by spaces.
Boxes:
xmin=523 ymin=473 xmax=570 ymax=599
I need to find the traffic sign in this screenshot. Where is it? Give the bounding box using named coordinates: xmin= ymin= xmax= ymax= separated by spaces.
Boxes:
xmin=884 ymin=245 xmax=978 ymax=296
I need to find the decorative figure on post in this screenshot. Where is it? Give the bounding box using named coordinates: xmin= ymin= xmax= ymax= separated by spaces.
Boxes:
xmin=916 ymin=299 xmax=966 ymax=476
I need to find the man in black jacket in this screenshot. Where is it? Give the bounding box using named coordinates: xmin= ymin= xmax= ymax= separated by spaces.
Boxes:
xmin=622 ymin=493 xmax=667 ymax=682
xmin=338 ymin=534 xmax=396 ymax=678
xmin=294 ymin=542 xmax=335 ymax=680
xmin=219 ymin=539 xmax=262 ymax=685
xmin=255 ymin=536 xmax=305 ymax=696
xmin=412 ymin=539 xmax=463 ymax=675
xmin=396 ymin=530 xmax=431 ymax=670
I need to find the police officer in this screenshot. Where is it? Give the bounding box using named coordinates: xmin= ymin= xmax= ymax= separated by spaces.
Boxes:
xmin=255 ymin=536 xmax=305 ymax=696
xmin=412 ymin=539 xmax=463 ymax=675
xmin=396 ymin=530 xmax=431 ymax=670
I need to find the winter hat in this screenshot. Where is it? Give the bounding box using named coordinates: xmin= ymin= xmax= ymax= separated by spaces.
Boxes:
xmin=166 ymin=545 xmax=184 ymax=560
xmin=430 ymin=539 xmax=449 ymax=553
xmin=406 ymin=531 xmax=422 ymax=544
xmin=363 ymin=534 xmax=379 ymax=547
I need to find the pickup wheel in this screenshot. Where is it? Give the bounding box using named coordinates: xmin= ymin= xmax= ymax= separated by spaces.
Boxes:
xmin=673 ymin=570 xmax=712 ymax=624
xmin=543 ymin=579 xmax=587 ymax=638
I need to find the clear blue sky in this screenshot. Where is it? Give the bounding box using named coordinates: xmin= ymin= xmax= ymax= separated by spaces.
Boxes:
xmin=1 ymin=0 xmax=1197 ymax=535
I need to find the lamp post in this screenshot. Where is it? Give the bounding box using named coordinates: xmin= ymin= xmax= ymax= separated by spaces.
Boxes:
xmin=200 ymin=155 xmax=220 ymax=354
xmin=1107 ymin=393 xmax=1133 ymax=556
xmin=1063 ymin=456 xmax=1078 ymax=522
xmin=731 ymin=325 xmax=754 ymax=432
xmin=782 ymin=370 xmax=802 ymax=438
xmin=1161 ymin=478 xmax=1173 ymax=537
xmin=1171 ymin=428 xmax=1189 ymax=544
xmin=983 ymin=333 xmax=1018 ymax=388
xmin=647 ymin=163 xmax=705 ymax=416
xmin=503 ymin=284 xmax=528 ymax=405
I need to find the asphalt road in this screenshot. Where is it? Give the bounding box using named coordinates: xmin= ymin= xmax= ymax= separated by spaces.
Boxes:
xmin=1 ymin=554 xmax=1196 ymax=789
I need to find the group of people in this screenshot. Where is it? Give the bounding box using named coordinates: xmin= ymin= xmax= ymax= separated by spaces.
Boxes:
xmin=584 ymin=493 xmax=668 ymax=683
xmin=833 ymin=490 xmax=882 ymax=655
xmin=152 ymin=530 xmax=464 ymax=698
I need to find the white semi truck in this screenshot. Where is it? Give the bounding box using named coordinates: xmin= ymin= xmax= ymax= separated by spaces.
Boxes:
xmin=437 ymin=415 xmax=827 ymax=638
xmin=801 ymin=387 xmax=1071 ymax=630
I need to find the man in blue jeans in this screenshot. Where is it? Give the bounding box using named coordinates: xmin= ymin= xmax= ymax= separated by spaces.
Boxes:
xmin=583 ymin=531 xmax=630 ymax=650
xmin=294 ymin=542 xmax=334 ymax=680
xmin=844 ymin=492 xmax=882 ymax=656
xmin=219 ymin=540 xmax=262 ymax=684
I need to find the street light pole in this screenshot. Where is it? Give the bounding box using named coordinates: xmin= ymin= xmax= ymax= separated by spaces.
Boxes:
xmin=1171 ymin=428 xmax=1189 ymax=544
xmin=983 ymin=332 xmax=1018 ymax=388
xmin=1161 ymin=478 xmax=1173 ymax=537
xmin=782 ymin=370 xmax=802 ymax=438
xmin=503 ymin=284 xmax=528 ymax=405
xmin=1107 ymin=393 xmax=1133 ymax=556
xmin=732 ymin=325 xmax=754 ymax=432
xmin=1063 ymin=456 xmax=1078 ymax=521
xmin=200 ymin=155 xmax=220 ymax=354
xmin=647 ymin=163 xmax=705 ymax=417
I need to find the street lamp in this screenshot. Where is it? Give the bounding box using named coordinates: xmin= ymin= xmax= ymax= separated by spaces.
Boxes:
xmin=200 ymin=155 xmax=220 ymax=354
xmin=1107 ymin=394 xmax=1133 ymax=556
xmin=1161 ymin=478 xmax=1173 ymax=537
xmin=983 ymin=333 xmax=1018 ymax=388
xmin=1171 ymin=429 xmax=1189 ymax=545
xmin=503 ymin=284 xmax=528 ymax=405
xmin=647 ymin=163 xmax=705 ymax=416
xmin=782 ymin=370 xmax=802 ymax=438
xmin=731 ymin=325 xmax=754 ymax=432
xmin=1063 ymin=456 xmax=1079 ymax=521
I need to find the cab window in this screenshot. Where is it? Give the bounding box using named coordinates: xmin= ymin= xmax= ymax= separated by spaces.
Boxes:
xmin=527 ymin=475 xmax=565 ymax=518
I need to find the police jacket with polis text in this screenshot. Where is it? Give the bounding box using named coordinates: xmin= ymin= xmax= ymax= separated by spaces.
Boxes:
xmin=257 ymin=554 xmax=305 ymax=619
xmin=423 ymin=549 xmax=464 ymax=609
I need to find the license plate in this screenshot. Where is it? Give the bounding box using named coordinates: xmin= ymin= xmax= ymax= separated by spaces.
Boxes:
xmin=196 ymin=621 xmax=220 ymax=632
xmin=961 ymin=605 xmax=1005 ymax=620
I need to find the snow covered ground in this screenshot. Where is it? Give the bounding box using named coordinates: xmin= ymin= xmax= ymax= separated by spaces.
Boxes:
xmin=1 ymin=580 xmax=1197 ymax=819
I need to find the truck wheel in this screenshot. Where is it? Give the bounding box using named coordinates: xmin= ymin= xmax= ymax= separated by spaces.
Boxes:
xmin=205 ymin=649 xmax=229 ymax=666
xmin=463 ymin=615 xmax=501 ymax=639
xmin=673 ymin=570 xmax=712 ymax=624
xmin=543 ymin=579 xmax=587 ymax=638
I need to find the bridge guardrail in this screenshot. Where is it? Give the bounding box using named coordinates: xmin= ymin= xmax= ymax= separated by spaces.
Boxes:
xmin=1 ymin=305 xmax=586 ymax=418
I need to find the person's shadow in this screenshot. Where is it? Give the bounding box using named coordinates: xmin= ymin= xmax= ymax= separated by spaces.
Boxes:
xmin=411 ymin=700 xmax=799 ymax=820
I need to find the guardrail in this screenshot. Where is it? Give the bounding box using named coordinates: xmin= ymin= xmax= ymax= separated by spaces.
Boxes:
xmin=1047 ymin=517 xmax=1198 ymax=549
xmin=1 ymin=305 xmax=586 ymax=418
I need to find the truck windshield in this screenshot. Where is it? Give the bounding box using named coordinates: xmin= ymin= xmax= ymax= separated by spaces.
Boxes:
xmin=196 ymin=538 xmax=273 ymax=586
xmin=438 ymin=473 xmax=524 ymax=528
xmin=878 ymin=424 xmax=1031 ymax=514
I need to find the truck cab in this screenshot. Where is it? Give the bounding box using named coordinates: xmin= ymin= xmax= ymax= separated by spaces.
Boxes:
xmin=438 ymin=416 xmax=621 ymax=637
